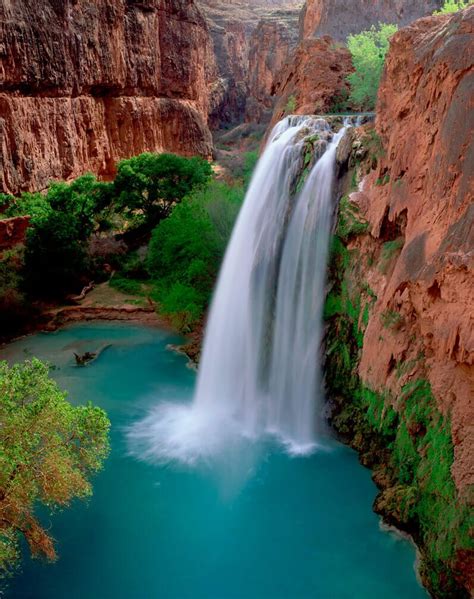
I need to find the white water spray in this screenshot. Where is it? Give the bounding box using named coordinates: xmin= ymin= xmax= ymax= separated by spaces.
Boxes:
xmin=129 ymin=116 xmax=350 ymax=464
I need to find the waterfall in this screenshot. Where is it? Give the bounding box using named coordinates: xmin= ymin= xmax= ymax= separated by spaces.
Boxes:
xmin=129 ymin=116 xmax=349 ymax=464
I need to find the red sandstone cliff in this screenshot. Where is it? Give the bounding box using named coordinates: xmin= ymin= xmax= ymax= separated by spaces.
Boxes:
xmin=267 ymin=37 xmax=352 ymax=131
xmin=300 ymin=0 xmax=443 ymax=41
xmin=0 ymin=0 xmax=215 ymax=195
xmin=0 ymin=216 xmax=29 ymax=251
xmin=245 ymin=17 xmax=300 ymax=123
xmin=198 ymin=0 xmax=302 ymax=127
xmin=351 ymin=7 xmax=474 ymax=496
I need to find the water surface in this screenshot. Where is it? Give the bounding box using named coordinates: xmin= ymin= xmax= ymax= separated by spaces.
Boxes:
xmin=1 ymin=323 xmax=427 ymax=599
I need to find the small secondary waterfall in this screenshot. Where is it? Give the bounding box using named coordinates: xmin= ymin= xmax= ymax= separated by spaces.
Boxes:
xmin=130 ymin=116 xmax=349 ymax=464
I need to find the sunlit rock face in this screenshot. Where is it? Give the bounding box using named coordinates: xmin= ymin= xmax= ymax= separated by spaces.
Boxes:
xmin=300 ymin=0 xmax=444 ymax=41
xmin=353 ymin=6 xmax=474 ymax=501
xmin=0 ymin=0 xmax=215 ymax=194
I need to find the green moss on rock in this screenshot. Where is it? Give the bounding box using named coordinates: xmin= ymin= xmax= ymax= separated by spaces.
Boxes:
xmin=324 ymin=195 xmax=473 ymax=599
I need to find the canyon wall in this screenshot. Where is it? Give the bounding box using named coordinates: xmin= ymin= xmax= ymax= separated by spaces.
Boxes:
xmin=267 ymin=37 xmax=352 ymax=130
xmin=327 ymin=7 xmax=473 ymax=596
xmin=358 ymin=6 xmax=474 ymax=495
xmin=246 ymin=16 xmax=300 ymax=123
xmin=300 ymin=0 xmax=443 ymax=40
xmin=198 ymin=0 xmax=302 ymax=127
xmin=0 ymin=0 xmax=215 ymax=195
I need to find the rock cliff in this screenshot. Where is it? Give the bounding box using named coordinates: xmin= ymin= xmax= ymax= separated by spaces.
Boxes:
xmin=358 ymin=6 xmax=474 ymax=496
xmin=267 ymin=36 xmax=352 ymax=131
xmin=300 ymin=0 xmax=443 ymax=41
xmin=198 ymin=0 xmax=302 ymax=127
xmin=326 ymin=7 xmax=473 ymax=596
xmin=0 ymin=0 xmax=215 ymax=195
xmin=245 ymin=16 xmax=300 ymax=123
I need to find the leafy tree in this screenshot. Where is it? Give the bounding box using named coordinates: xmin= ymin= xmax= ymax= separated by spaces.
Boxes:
xmin=23 ymin=211 xmax=90 ymax=297
xmin=0 ymin=359 xmax=110 ymax=576
xmin=44 ymin=175 xmax=113 ymax=239
xmin=347 ymin=23 xmax=398 ymax=111
xmin=21 ymin=175 xmax=113 ymax=298
xmin=3 ymin=192 xmax=51 ymax=222
xmin=114 ymin=153 xmax=212 ymax=229
xmin=147 ymin=180 xmax=243 ymax=330
xmin=0 ymin=249 xmax=30 ymax=338
xmin=435 ymin=0 xmax=473 ymax=13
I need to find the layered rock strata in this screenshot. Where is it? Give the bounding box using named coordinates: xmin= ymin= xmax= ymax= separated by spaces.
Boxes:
xmin=0 ymin=0 xmax=215 ymax=195
xmin=300 ymin=0 xmax=444 ymax=41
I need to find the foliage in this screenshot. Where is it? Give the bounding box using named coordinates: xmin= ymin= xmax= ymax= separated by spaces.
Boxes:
xmin=114 ymin=153 xmax=212 ymax=229
xmin=0 ymin=249 xmax=31 ymax=338
xmin=347 ymin=24 xmax=398 ymax=110
xmin=284 ymin=95 xmax=297 ymax=115
xmin=324 ymin=203 xmax=473 ymax=596
xmin=434 ymin=0 xmax=473 ymax=13
xmin=3 ymin=193 xmax=51 ymax=222
xmin=147 ymin=181 xmax=243 ymax=330
xmin=23 ymin=211 xmax=91 ymax=298
xmin=242 ymin=151 xmax=259 ymax=189
xmin=336 ymin=195 xmax=369 ymax=241
xmin=328 ymin=89 xmax=350 ymax=114
xmin=10 ymin=175 xmax=114 ymax=298
xmin=0 ymin=359 xmax=110 ymax=576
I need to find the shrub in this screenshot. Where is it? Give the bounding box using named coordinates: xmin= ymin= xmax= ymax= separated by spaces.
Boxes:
xmin=435 ymin=0 xmax=473 ymax=13
xmin=347 ymin=24 xmax=398 ymax=111
xmin=284 ymin=95 xmax=297 ymax=115
xmin=147 ymin=180 xmax=243 ymax=329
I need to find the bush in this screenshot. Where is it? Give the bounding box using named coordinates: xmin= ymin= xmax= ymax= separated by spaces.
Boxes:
xmin=284 ymin=95 xmax=297 ymax=115
xmin=20 ymin=175 xmax=113 ymax=298
xmin=347 ymin=23 xmax=398 ymax=111
xmin=435 ymin=0 xmax=473 ymax=13
xmin=147 ymin=180 xmax=243 ymax=329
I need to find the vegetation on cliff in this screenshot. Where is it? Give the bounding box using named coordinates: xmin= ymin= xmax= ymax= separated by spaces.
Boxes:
xmin=0 ymin=359 xmax=110 ymax=576
xmin=435 ymin=0 xmax=474 ymax=13
xmin=324 ymin=147 xmax=473 ymax=598
xmin=347 ymin=24 xmax=398 ymax=110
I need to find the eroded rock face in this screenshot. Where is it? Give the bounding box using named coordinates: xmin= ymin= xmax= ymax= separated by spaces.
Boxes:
xmin=300 ymin=0 xmax=443 ymax=41
xmin=246 ymin=17 xmax=300 ymax=123
xmin=0 ymin=0 xmax=215 ymax=194
xmin=267 ymin=36 xmax=352 ymax=132
xmin=0 ymin=216 xmax=30 ymax=251
xmin=354 ymin=7 xmax=474 ymax=496
xmin=197 ymin=0 xmax=302 ymax=127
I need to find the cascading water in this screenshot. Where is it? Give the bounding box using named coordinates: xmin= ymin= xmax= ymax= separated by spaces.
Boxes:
xmin=129 ymin=116 xmax=350 ymax=464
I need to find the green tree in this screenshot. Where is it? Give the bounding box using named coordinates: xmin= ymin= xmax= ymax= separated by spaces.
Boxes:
xmin=114 ymin=153 xmax=212 ymax=229
xmin=347 ymin=23 xmax=398 ymax=111
xmin=21 ymin=174 xmax=113 ymax=298
xmin=435 ymin=0 xmax=473 ymax=13
xmin=147 ymin=180 xmax=242 ymax=330
xmin=0 ymin=359 xmax=110 ymax=576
